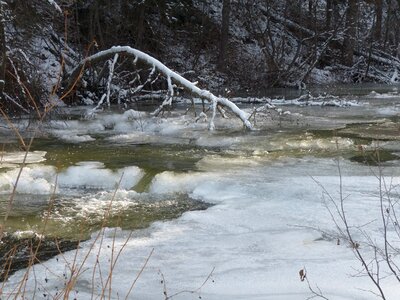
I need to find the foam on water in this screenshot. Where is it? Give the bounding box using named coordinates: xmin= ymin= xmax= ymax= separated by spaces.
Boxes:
xmin=47 ymin=190 xmax=200 ymax=226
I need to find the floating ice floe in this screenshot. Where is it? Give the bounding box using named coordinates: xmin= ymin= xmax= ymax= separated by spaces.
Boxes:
xmin=0 ymin=165 xmax=56 ymax=194
xmin=0 ymin=161 xmax=143 ymax=194
xmin=0 ymin=151 xmax=47 ymax=165
xmin=376 ymin=105 xmax=400 ymax=116
xmin=54 ymin=133 xmax=96 ymax=143
xmin=367 ymin=90 xmax=400 ymax=99
xmin=58 ymin=162 xmax=143 ymax=190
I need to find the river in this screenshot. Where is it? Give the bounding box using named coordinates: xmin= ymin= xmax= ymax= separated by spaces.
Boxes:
xmin=1 ymin=84 xmax=400 ymax=299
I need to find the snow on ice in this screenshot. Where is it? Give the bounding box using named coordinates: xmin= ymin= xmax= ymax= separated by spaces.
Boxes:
xmin=3 ymin=157 xmax=400 ymax=299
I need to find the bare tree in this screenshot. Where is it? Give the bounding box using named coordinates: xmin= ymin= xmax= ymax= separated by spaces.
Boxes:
xmin=135 ymin=0 xmax=146 ymax=49
xmin=0 ymin=1 xmax=6 ymax=99
xmin=343 ymin=0 xmax=358 ymax=66
xmin=218 ymin=0 xmax=231 ymax=71
xmin=316 ymin=150 xmax=400 ymax=300
xmin=374 ymin=0 xmax=383 ymax=42
xmin=326 ymin=0 xmax=333 ymax=30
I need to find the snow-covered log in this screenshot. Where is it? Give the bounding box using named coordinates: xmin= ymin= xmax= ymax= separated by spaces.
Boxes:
xmin=65 ymin=46 xmax=253 ymax=129
xmin=355 ymin=49 xmax=400 ymax=69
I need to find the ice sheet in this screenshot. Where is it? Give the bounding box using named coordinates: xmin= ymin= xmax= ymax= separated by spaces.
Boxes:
xmin=4 ymin=157 xmax=400 ymax=299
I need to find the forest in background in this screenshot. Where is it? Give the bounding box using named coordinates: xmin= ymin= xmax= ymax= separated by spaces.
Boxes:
xmin=0 ymin=0 xmax=400 ymax=114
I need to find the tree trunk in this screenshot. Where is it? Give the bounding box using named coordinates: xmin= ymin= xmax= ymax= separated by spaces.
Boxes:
xmin=158 ymin=0 xmax=167 ymax=23
xmin=288 ymin=0 xmax=301 ymax=16
xmin=332 ymin=0 xmax=340 ymax=29
xmin=374 ymin=0 xmax=383 ymax=42
xmin=326 ymin=0 xmax=332 ymax=30
xmin=94 ymin=1 xmax=104 ymax=47
xmin=383 ymin=0 xmax=392 ymax=52
xmin=343 ymin=0 xmax=358 ymax=66
xmin=0 ymin=2 xmax=6 ymax=98
xmin=217 ymin=0 xmax=230 ymax=71
xmin=135 ymin=3 xmax=146 ymax=49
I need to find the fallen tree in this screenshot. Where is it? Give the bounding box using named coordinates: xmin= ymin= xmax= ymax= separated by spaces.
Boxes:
xmin=63 ymin=46 xmax=253 ymax=130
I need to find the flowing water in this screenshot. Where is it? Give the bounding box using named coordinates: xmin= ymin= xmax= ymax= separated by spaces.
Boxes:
xmin=1 ymin=84 xmax=400 ymax=299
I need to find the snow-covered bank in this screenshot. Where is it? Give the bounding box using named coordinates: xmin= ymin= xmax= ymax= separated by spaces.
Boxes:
xmin=4 ymin=157 xmax=400 ymax=299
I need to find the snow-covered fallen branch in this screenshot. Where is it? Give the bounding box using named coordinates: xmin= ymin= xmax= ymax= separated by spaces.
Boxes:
xmin=65 ymin=46 xmax=252 ymax=129
xmin=271 ymin=94 xmax=360 ymax=107
xmin=355 ymin=49 xmax=400 ymax=70
xmin=231 ymin=94 xmax=360 ymax=108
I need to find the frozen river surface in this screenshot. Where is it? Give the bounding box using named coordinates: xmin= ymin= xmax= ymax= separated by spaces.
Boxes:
xmin=2 ymin=86 xmax=400 ymax=299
